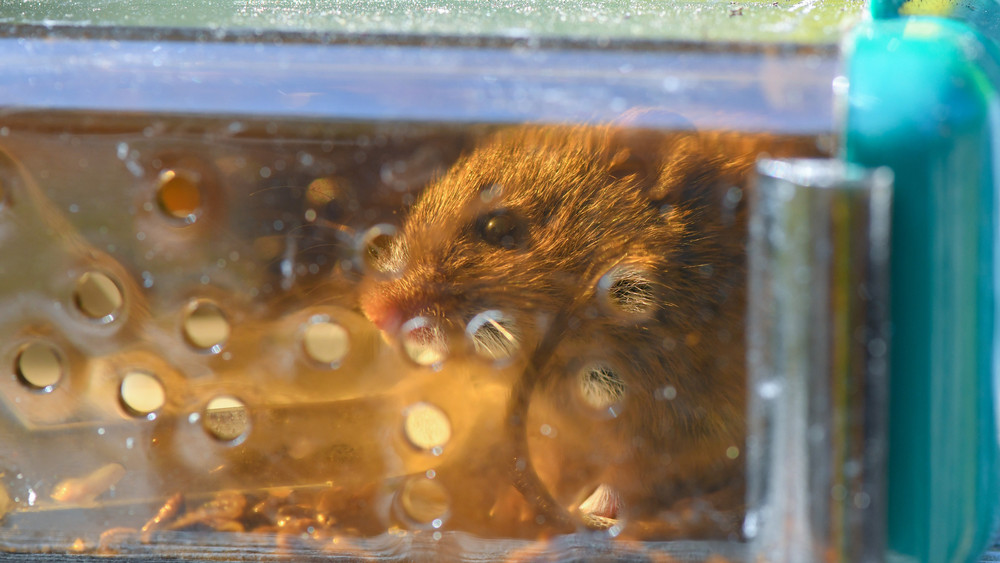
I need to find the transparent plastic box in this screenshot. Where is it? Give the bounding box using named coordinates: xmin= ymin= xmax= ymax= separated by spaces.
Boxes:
xmin=0 ymin=2 xmax=986 ymax=562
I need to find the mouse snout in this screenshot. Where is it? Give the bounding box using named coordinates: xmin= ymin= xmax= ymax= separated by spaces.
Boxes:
xmin=359 ymin=290 xmax=403 ymax=335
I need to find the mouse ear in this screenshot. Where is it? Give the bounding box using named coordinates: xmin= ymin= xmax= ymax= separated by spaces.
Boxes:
xmin=606 ymin=126 xmax=713 ymax=205
xmin=649 ymin=133 xmax=720 ymax=204
xmin=606 ymin=108 xmax=704 ymax=201
xmin=606 ymin=128 xmax=665 ymax=187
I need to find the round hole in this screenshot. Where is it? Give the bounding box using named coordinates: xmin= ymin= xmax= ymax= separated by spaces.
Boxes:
xmin=203 ymin=396 xmax=250 ymax=443
xmin=156 ymin=169 xmax=202 ymax=223
xmin=119 ymin=371 xmax=166 ymax=417
xmin=597 ymin=263 xmax=657 ymax=320
xmin=15 ymin=342 xmax=64 ymax=391
xmin=73 ymin=272 xmax=124 ymax=322
xmin=465 ymin=310 xmax=520 ymax=362
xmin=301 ymin=319 xmax=350 ymax=367
xmin=576 ymin=483 xmax=624 ymax=531
xmin=576 ymin=362 xmax=627 ymax=413
xmin=359 ymin=224 xmax=403 ymax=275
xmin=182 ymin=300 xmax=230 ymax=353
xmin=400 ymin=317 xmax=449 ymax=367
xmin=396 ymin=476 xmax=450 ymax=527
xmin=402 ymin=402 xmax=451 ymax=452
xmin=305 ymin=177 xmax=341 ymax=207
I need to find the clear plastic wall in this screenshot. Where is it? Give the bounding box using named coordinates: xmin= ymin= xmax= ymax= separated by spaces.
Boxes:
xmin=0 ymin=20 xmax=887 ymax=562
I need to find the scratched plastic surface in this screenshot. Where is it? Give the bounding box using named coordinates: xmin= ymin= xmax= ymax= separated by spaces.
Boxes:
xmin=0 ymin=30 xmax=850 ymax=562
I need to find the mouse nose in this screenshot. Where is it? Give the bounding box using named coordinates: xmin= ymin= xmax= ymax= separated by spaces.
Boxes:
xmin=361 ymin=301 xmax=402 ymax=334
xmin=360 ymin=292 xmax=403 ymax=335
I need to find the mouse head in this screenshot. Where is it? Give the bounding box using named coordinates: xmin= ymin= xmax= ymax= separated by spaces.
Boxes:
xmin=358 ymin=125 xmax=739 ymax=364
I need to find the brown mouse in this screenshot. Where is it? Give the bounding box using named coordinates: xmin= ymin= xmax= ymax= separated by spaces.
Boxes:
xmin=358 ymin=123 xmax=801 ymax=539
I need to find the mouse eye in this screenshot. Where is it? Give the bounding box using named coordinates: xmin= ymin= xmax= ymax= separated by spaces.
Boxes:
xmin=476 ymin=209 xmax=524 ymax=250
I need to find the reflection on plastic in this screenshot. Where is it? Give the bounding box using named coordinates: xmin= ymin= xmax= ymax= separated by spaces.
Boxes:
xmin=747 ymin=158 xmax=891 ymax=563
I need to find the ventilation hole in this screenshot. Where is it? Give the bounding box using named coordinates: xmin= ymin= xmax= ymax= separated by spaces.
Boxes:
xmin=577 ymin=363 xmax=627 ymax=412
xmin=74 ymin=272 xmax=124 ymax=322
xmin=576 ymin=483 xmax=624 ymax=532
xmin=301 ymin=319 xmax=350 ymax=367
xmin=400 ymin=317 xmax=449 ymax=367
xmin=597 ymin=264 xmax=656 ymax=319
xmin=203 ymin=396 xmax=250 ymax=444
xmin=396 ymin=476 xmax=450 ymax=528
xmin=402 ymin=402 xmax=451 ymax=452
xmin=119 ymin=371 xmax=165 ymax=417
xmin=15 ymin=342 xmax=63 ymax=391
xmin=156 ymin=169 xmax=202 ymax=223
xmin=577 ymin=483 xmax=621 ymax=518
xmin=465 ymin=310 xmax=520 ymax=362
xmin=359 ymin=224 xmax=403 ymax=275
xmin=305 ymin=176 xmax=342 ymax=207
xmin=182 ymin=300 xmax=230 ymax=353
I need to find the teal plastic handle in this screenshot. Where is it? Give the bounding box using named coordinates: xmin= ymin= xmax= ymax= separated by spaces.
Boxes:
xmin=845 ymin=16 xmax=1000 ymax=563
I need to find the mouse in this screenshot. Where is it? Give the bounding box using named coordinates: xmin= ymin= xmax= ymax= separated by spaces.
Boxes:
xmin=358 ymin=123 xmax=804 ymax=539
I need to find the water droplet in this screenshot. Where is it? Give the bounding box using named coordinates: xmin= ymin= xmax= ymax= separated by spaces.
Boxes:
xmin=657 ymin=385 xmax=677 ymax=400
xmin=853 ymin=492 xmax=871 ymax=509
xmin=757 ymin=379 xmax=783 ymax=399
